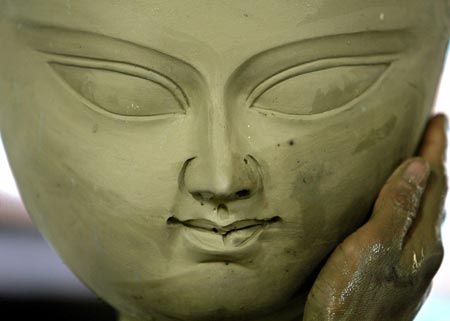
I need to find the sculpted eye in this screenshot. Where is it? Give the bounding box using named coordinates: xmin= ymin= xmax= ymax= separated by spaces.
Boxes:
xmin=250 ymin=62 xmax=389 ymax=117
xmin=50 ymin=62 xmax=187 ymax=118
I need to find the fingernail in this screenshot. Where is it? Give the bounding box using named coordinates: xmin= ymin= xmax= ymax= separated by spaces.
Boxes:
xmin=403 ymin=159 xmax=430 ymax=186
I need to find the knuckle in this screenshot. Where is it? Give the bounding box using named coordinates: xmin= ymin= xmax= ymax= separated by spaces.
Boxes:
xmin=335 ymin=231 xmax=387 ymax=266
xmin=421 ymin=243 xmax=444 ymax=280
xmin=429 ymin=244 xmax=444 ymax=270
xmin=423 ymin=258 xmax=443 ymax=280
xmin=384 ymin=265 xmax=407 ymax=284
xmin=334 ymin=242 xmax=359 ymax=264
xmin=355 ymin=225 xmax=388 ymax=250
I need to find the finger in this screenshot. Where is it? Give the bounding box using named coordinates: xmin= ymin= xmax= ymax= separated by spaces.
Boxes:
xmin=404 ymin=166 xmax=447 ymax=242
xmin=418 ymin=114 xmax=448 ymax=164
xmin=368 ymin=158 xmax=430 ymax=250
xmin=408 ymin=114 xmax=448 ymax=240
xmin=399 ymin=115 xmax=447 ymax=275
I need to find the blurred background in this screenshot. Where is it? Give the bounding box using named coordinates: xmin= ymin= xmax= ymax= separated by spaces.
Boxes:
xmin=0 ymin=52 xmax=448 ymax=321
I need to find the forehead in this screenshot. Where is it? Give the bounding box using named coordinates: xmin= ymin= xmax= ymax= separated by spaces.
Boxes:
xmin=1 ymin=0 xmax=443 ymax=79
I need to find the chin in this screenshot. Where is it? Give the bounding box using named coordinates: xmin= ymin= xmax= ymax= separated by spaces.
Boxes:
xmin=100 ymin=262 xmax=307 ymax=321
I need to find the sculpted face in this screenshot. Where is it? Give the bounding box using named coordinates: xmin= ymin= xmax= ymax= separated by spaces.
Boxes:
xmin=0 ymin=1 xmax=449 ymax=320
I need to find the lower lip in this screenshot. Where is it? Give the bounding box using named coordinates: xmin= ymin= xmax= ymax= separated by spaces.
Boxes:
xmin=181 ymin=225 xmax=265 ymax=257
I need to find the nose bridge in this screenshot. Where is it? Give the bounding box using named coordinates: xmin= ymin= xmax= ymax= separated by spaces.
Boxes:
xmin=208 ymin=94 xmax=233 ymax=184
xmin=203 ymin=92 xmax=242 ymax=195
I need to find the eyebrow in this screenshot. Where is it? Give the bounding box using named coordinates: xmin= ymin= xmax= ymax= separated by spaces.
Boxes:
xmin=226 ymin=29 xmax=414 ymax=97
xmin=17 ymin=23 xmax=414 ymax=102
xmin=16 ymin=23 xmax=205 ymax=89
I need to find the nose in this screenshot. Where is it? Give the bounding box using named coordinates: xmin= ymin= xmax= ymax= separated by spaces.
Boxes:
xmin=183 ymin=126 xmax=263 ymax=203
xmin=182 ymin=153 xmax=261 ymax=203
xmin=181 ymin=92 xmax=262 ymax=203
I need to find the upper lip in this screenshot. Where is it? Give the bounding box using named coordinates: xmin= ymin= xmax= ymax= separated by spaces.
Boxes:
xmin=167 ymin=216 xmax=281 ymax=236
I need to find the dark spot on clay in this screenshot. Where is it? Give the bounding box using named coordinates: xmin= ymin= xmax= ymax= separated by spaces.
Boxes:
xmin=243 ymin=158 xmax=248 ymax=164
xmin=56 ymin=183 xmax=61 ymax=188
xmin=224 ymin=262 xmax=230 ymax=266
xmin=288 ymin=139 xmax=295 ymax=146
xmin=353 ymin=116 xmax=397 ymax=154
xmin=407 ymin=80 xmax=419 ymax=90
xmin=277 ymin=143 xmax=281 ymax=147
xmin=243 ymin=13 xmax=249 ymax=17
xmin=291 ymin=165 xmax=328 ymax=239
xmin=200 ymin=202 xmax=204 ymax=206
xmin=285 ymin=269 xmax=289 ymax=273
xmin=212 ymin=227 xmax=219 ymax=233
xmin=284 ymin=248 xmax=297 ymax=256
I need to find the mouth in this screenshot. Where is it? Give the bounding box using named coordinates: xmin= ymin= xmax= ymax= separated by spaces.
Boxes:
xmin=167 ymin=215 xmax=282 ymax=255
xmin=167 ymin=216 xmax=281 ymax=237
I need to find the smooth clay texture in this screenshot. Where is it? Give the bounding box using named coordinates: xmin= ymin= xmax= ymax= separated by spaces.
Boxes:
xmin=0 ymin=1 xmax=449 ymax=321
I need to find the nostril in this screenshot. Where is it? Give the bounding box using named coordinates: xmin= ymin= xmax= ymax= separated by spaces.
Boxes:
xmin=191 ymin=190 xmax=252 ymax=202
xmin=217 ymin=203 xmax=228 ymax=211
xmin=192 ymin=192 xmax=215 ymax=201
xmin=166 ymin=217 xmax=178 ymax=225
xmin=269 ymin=216 xmax=282 ymax=223
xmin=235 ymin=189 xmax=251 ymax=199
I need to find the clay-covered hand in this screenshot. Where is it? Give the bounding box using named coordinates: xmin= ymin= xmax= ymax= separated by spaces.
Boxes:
xmin=303 ymin=114 xmax=448 ymax=321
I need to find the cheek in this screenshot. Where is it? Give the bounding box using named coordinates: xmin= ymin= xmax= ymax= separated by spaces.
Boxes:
xmin=246 ymin=90 xmax=424 ymax=252
xmin=1 ymin=70 xmax=207 ymax=286
xmin=252 ymin=143 xmax=371 ymax=247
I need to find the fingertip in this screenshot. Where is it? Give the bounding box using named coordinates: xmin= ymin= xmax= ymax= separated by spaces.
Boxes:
xmin=390 ymin=157 xmax=429 ymax=182
xmin=432 ymin=113 xmax=448 ymax=131
xmin=402 ymin=157 xmax=430 ymax=187
xmin=419 ymin=114 xmax=448 ymax=163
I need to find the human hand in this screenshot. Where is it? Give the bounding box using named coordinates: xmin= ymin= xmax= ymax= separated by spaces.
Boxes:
xmin=303 ymin=114 xmax=448 ymax=321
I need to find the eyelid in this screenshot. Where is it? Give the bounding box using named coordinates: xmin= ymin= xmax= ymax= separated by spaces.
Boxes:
xmin=246 ymin=54 xmax=399 ymax=106
xmin=44 ymin=53 xmax=190 ymax=109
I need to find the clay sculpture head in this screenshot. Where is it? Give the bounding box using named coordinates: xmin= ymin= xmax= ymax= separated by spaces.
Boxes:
xmin=0 ymin=1 xmax=449 ymax=320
